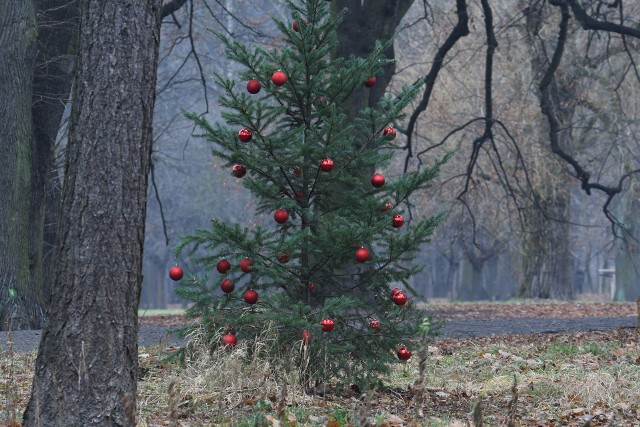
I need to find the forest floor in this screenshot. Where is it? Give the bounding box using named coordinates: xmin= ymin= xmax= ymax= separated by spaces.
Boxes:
xmin=2 ymin=299 xmax=639 ymax=426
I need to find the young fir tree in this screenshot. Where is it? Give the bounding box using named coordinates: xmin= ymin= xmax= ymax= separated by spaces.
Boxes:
xmin=172 ymin=0 xmax=448 ymax=387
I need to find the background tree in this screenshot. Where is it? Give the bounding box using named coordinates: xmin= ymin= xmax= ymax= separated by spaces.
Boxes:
xmin=23 ymin=0 xmax=162 ymax=424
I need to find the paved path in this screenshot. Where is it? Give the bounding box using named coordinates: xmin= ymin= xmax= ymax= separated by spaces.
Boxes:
xmin=1 ymin=316 xmax=635 ymax=354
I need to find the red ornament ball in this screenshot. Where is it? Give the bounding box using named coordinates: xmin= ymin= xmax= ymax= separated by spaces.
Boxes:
xmin=321 ymin=318 xmax=334 ymax=332
xmin=243 ymin=289 xmax=259 ymax=304
xmin=319 ymin=158 xmax=334 ymax=172
xmin=293 ymin=190 xmax=304 ymax=200
xmin=381 ymin=202 xmax=392 ymax=212
xmin=278 ymin=253 xmax=290 ymax=264
xmin=397 ymin=346 xmax=412 ymax=360
xmin=169 ymin=266 xmax=184 ymax=281
xmin=371 ymin=173 xmax=385 ymax=188
xmin=272 ymin=70 xmax=287 ymax=86
xmin=390 ymin=287 xmax=402 ymax=298
xmin=355 ymin=247 xmax=370 ymax=263
xmin=274 ymin=209 xmax=289 ymax=224
xmin=369 ymin=319 xmax=381 ymax=331
xmin=238 ymin=128 xmax=253 ymax=143
xmin=392 ymin=214 xmax=404 ymax=228
xmin=392 ymin=291 xmax=408 ymax=306
xmin=216 ymin=259 xmax=231 ymax=274
xmin=293 ymin=165 xmax=302 ymax=177
xmin=246 ymin=80 xmax=261 ymax=94
xmin=220 ymin=278 xmax=235 ymax=294
xmin=383 ymin=126 xmax=397 ymax=141
xmin=239 ymin=257 xmax=253 ymax=273
xmin=302 ymin=330 xmax=311 ymax=344
xmin=307 ymin=282 xmax=315 ymax=292
xmin=222 ymin=333 xmax=237 ymax=347
xmin=232 ymin=164 xmax=247 ymax=178
xmin=292 ymin=20 xmax=300 ymax=32
xmin=364 ymin=76 xmax=377 ymax=87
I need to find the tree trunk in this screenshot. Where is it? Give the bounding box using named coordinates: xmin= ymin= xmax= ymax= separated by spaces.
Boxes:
xmin=27 ymin=0 xmax=81 ymax=323
xmin=614 ymin=177 xmax=640 ymax=301
xmin=23 ymin=0 xmax=162 ymax=425
xmin=0 ymin=0 xmax=39 ymax=330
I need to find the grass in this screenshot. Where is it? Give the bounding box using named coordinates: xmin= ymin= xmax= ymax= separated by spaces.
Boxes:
xmin=4 ymin=328 xmax=638 ymax=426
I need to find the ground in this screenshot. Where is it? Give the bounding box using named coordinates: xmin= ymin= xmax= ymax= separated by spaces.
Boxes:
xmin=2 ymin=299 xmax=639 ymax=426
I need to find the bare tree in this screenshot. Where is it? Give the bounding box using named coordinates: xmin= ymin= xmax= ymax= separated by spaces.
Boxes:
xmin=23 ymin=0 xmax=162 ymax=424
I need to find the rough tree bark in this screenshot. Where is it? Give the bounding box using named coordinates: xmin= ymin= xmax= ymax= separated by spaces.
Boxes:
xmin=0 ymin=1 xmax=39 ymax=329
xmin=23 ymin=0 xmax=162 ymax=425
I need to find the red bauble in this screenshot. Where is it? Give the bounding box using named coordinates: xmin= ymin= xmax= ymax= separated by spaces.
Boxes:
xmin=239 ymin=257 xmax=253 ymax=273
xmin=216 ymin=259 xmax=231 ymax=274
xmin=392 ymin=291 xmax=408 ymax=306
xmin=371 ymin=173 xmax=385 ymax=188
xmin=246 ymin=80 xmax=261 ymax=94
xmin=319 ymin=158 xmax=334 ymax=172
xmin=355 ymin=247 xmax=370 ymax=263
xmin=383 ymin=126 xmax=397 ymax=141
xmin=390 ymin=288 xmax=402 ymax=298
xmin=292 ymin=20 xmax=300 ymax=32
xmin=381 ymin=202 xmax=392 ymax=212
xmin=364 ymin=76 xmax=377 ymax=87
xmin=169 ymin=266 xmax=184 ymax=281
xmin=293 ymin=190 xmax=304 ymax=200
xmin=321 ymin=318 xmax=334 ymax=332
xmin=369 ymin=319 xmax=381 ymax=331
xmin=243 ymin=289 xmax=259 ymax=304
xmin=307 ymin=282 xmax=315 ymax=292
xmin=293 ymin=166 xmax=302 ymax=177
xmin=238 ymin=128 xmax=253 ymax=142
xmin=222 ymin=333 xmax=237 ymax=347
xmin=278 ymin=253 xmax=290 ymax=263
xmin=397 ymin=346 xmax=412 ymax=360
xmin=302 ymin=330 xmax=311 ymax=344
xmin=232 ymin=164 xmax=247 ymax=178
xmin=274 ymin=209 xmax=289 ymax=224
xmin=220 ymin=278 xmax=235 ymax=293
xmin=272 ymin=71 xmax=287 ymax=86
xmin=392 ymin=214 xmax=404 ymax=228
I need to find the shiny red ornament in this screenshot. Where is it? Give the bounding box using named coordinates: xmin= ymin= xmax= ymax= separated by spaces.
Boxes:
xmin=390 ymin=288 xmax=402 ymax=298
xmin=246 ymin=80 xmax=261 ymax=94
xmin=355 ymin=247 xmax=370 ymax=263
xmin=232 ymin=164 xmax=247 ymax=178
xmin=222 ymin=333 xmax=237 ymax=347
xmin=371 ymin=173 xmax=385 ymax=188
xmin=216 ymin=259 xmax=231 ymax=274
xmin=239 ymin=257 xmax=253 ymax=273
xmin=272 ymin=70 xmax=287 ymax=86
xmin=397 ymin=346 xmax=412 ymax=360
xmin=278 ymin=253 xmax=290 ymax=263
xmin=293 ymin=190 xmax=304 ymax=200
xmin=392 ymin=291 xmax=408 ymax=306
xmin=320 ymin=158 xmax=334 ymax=172
xmin=321 ymin=318 xmax=334 ymax=332
xmin=383 ymin=126 xmax=397 ymax=141
xmin=274 ymin=209 xmax=289 ymax=224
xmin=238 ymin=128 xmax=253 ymax=142
xmin=369 ymin=319 xmax=381 ymax=331
xmin=220 ymin=278 xmax=235 ymax=293
xmin=381 ymin=202 xmax=392 ymax=212
xmin=169 ymin=266 xmax=184 ymax=281
xmin=292 ymin=20 xmax=300 ymax=32
xmin=392 ymin=214 xmax=404 ymax=228
xmin=293 ymin=166 xmax=302 ymax=177
xmin=243 ymin=289 xmax=259 ymax=304
xmin=302 ymin=330 xmax=311 ymax=344
xmin=364 ymin=76 xmax=377 ymax=87
xmin=307 ymin=282 xmax=315 ymax=292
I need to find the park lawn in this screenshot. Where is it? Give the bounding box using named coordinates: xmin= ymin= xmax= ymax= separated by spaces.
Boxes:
xmin=3 ymin=328 xmax=638 ymax=426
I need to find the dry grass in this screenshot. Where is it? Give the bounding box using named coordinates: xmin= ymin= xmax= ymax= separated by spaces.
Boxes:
xmin=3 ymin=320 xmax=639 ymax=426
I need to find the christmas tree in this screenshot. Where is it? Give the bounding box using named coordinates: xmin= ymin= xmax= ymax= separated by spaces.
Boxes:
xmin=172 ymin=0 xmax=449 ymax=387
